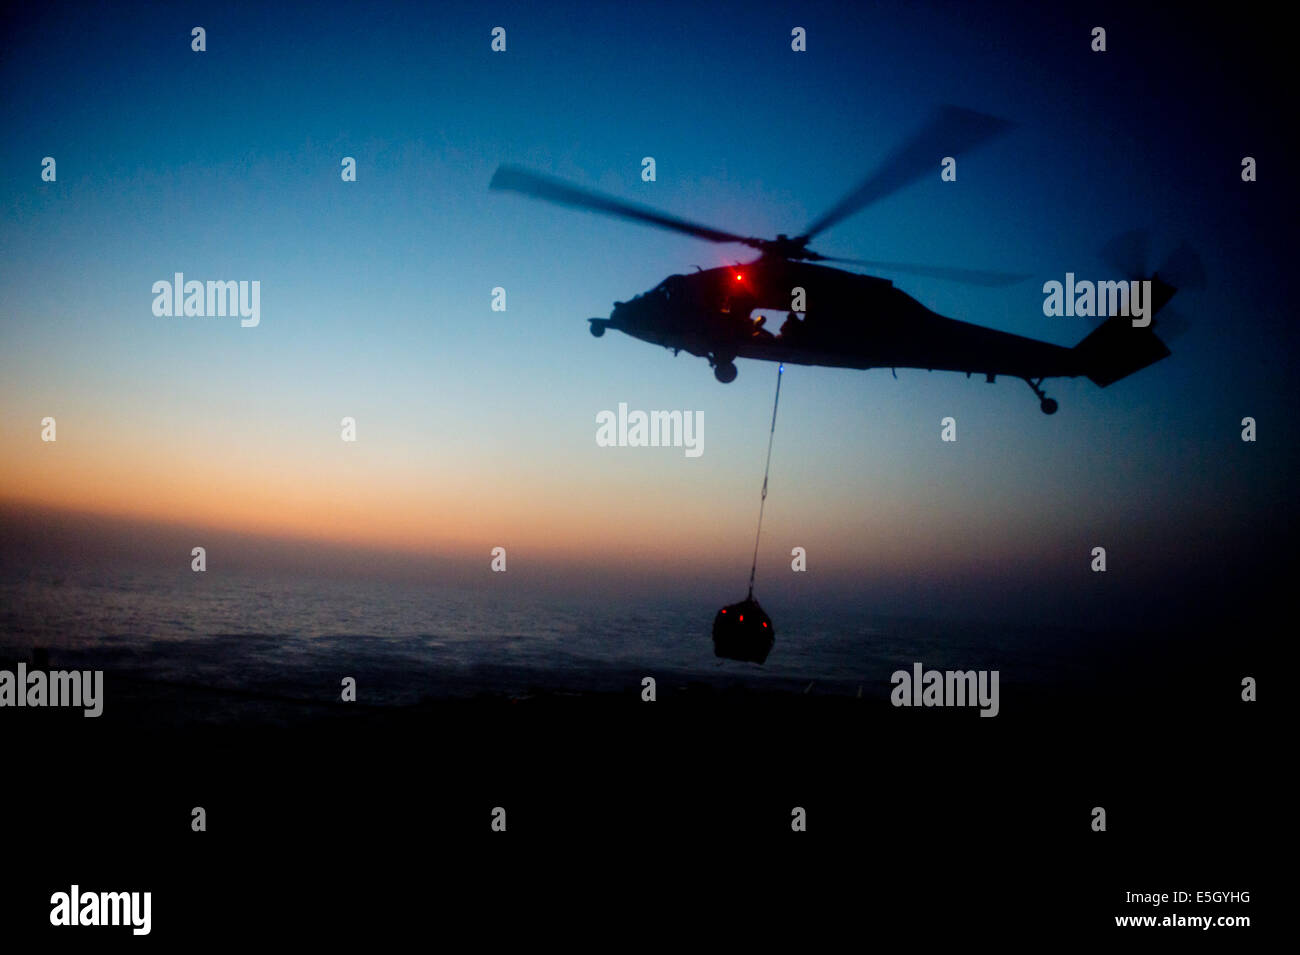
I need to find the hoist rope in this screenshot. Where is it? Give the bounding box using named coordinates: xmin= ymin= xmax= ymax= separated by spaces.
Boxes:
xmin=747 ymin=364 xmax=784 ymax=599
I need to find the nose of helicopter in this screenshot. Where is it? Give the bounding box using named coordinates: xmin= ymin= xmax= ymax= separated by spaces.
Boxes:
xmin=608 ymin=300 xmax=641 ymax=333
xmin=590 ymin=301 xmax=627 ymax=339
xmin=597 ymin=299 xmax=664 ymax=347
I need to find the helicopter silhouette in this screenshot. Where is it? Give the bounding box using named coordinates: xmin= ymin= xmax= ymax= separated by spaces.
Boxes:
xmin=491 ymin=106 xmax=1197 ymax=414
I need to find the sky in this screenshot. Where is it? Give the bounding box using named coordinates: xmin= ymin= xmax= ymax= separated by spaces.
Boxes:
xmin=1 ymin=0 xmax=1294 ymax=627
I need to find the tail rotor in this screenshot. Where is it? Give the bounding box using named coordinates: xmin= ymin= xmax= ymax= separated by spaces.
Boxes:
xmin=1098 ymin=231 xmax=1206 ymax=341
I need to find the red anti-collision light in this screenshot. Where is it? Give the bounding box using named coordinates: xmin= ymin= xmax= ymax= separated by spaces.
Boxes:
xmin=734 ymin=273 xmax=743 ymax=281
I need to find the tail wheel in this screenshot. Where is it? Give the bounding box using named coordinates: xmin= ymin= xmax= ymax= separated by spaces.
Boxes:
xmin=1025 ymin=377 xmax=1058 ymax=415
xmin=589 ymin=321 xmax=606 ymax=337
xmin=714 ymin=361 xmax=738 ymax=383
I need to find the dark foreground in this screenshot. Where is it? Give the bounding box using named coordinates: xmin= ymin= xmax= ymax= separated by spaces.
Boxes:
xmin=2 ymin=634 xmax=1275 ymax=945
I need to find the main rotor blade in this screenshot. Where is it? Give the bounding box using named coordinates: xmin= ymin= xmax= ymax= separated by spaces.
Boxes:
xmin=816 ymin=255 xmax=1029 ymax=287
xmin=799 ymin=106 xmax=1015 ymax=241
xmin=490 ymin=165 xmax=759 ymax=247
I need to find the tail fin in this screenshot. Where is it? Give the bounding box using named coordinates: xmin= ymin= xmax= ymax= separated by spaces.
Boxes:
xmin=1074 ymin=314 xmax=1171 ymax=386
xmin=1078 ymin=234 xmax=1202 ymax=386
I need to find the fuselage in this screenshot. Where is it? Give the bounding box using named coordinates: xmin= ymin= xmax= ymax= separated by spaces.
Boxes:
xmin=602 ymin=257 xmax=1080 ymax=381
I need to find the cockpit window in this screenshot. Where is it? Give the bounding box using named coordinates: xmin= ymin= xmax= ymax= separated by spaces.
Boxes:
xmin=636 ymin=275 xmax=684 ymax=302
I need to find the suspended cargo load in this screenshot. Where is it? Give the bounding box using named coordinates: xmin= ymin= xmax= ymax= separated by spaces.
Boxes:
xmin=710 ymin=365 xmax=784 ymax=663
xmin=712 ymin=597 xmax=774 ymax=664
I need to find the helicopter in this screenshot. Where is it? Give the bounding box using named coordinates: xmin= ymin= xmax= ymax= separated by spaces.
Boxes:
xmin=490 ymin=106 xmax=1196 ymax=414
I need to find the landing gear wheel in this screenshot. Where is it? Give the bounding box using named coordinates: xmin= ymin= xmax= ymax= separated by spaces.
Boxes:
xmin=714 ymin=361 xmax=738 ymax=383
xmin=1025 ymin=377 xmax=1057 ymax=415
xmin=589 ymin=322 xmax=605 ymax=337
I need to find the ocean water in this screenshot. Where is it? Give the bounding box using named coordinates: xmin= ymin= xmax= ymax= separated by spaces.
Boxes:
xmin=0 ymin=567 xmax=1105 ymax=707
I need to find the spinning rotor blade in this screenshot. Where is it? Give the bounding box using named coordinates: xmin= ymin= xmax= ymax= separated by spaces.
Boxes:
xmin=799 ymin=106 xmax=1015 ymax=242
xmin=490 ymin=165 xmax=760 ymax=247
xmin=1096 ymin=231 xmax=1201 ymax=342
xmin=1098 ymin=230 xmax=1208 ymax=289
xmin=816 ymin=255 xmax=1028 ymax=287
